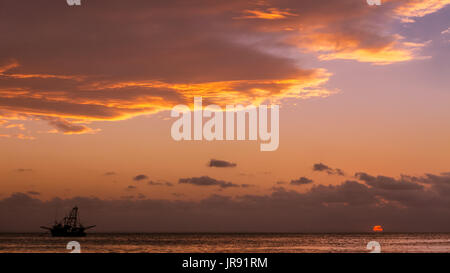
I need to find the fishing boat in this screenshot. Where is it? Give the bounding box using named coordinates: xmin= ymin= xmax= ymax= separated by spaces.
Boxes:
xmin=40 ymin=206 xmax=95 ymax=237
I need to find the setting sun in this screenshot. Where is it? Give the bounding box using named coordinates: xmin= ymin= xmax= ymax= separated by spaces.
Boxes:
xmin=373 ymin=225 xmax=384 ymax=232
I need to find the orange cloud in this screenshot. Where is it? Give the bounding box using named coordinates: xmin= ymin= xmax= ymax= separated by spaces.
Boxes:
xmin=0 ymin=59 xmax=82 ymax=80
xmin=0 ymin=133 xmax=35 ymax=140
xmin=232 ymin=0 xmax=446 ymax=65
xmin=4 ymin=123 xmax=25 ymax=130
xmin=298 ymin=33 xmax=429 ymax=65
xmin=0 ymin=61 xmax=19 ymax=73
xmin=15 ymin=133 xmax=35 ymax=140
xmin=97 ymin=70 xmax=333 ymax=106
xmin=0 ymin=0 xmax=447 ymax=138
xmin=394 ymin=0 xmax=450 ymax=22
xmin=236 ymin=8 xmax=298 ymax=20
xmin=0 ymin=59 xmax=334 ymax=124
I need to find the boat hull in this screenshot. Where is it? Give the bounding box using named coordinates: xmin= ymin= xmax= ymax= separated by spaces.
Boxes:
xmin=50 ymin=227 xmax=87 ymax=237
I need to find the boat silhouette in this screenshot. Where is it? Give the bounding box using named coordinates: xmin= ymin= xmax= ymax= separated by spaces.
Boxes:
xmin=40 ymin=206 xmax=95 ymax=237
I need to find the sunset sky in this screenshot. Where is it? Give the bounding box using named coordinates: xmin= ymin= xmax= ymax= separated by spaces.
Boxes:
xmin=1 ymin=0 xmax=450 ymax=232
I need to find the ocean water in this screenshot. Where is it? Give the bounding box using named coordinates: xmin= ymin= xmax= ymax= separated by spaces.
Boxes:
xmin=0 ymin=233 xmax=450 ymax=253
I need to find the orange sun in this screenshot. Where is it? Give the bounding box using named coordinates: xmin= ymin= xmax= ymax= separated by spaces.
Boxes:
xmin=373 ymin=225 xmax=383 ymax=232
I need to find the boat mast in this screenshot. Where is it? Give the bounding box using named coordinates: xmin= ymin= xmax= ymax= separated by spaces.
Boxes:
xmin=64 ymin=206 xmax=79 ymax=227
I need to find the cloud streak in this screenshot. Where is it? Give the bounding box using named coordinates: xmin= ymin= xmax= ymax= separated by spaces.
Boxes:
xmin=133 ymin=175 xmax=149 ymax=181
xmin=208 ymin=159 xmax=237 ymax=168
xmin=313 ymin=163 xmax=345 ymax=176
xmin=290 ymin=177 xmax=313 ymax=186
xmin=179 ymin=176 xmax=240 ymax=188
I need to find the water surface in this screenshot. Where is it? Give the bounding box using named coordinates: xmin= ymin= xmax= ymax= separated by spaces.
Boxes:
xmin=1 ymin=233 xmax=449 ymax=253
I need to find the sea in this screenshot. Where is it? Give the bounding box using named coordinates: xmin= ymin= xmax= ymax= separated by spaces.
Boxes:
xmin=0 ymin=233 xmax=449 ymax=253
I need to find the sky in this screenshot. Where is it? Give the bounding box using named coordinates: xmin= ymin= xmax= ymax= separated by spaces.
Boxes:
xmin=0 ymin=0 xmax=450 ymax=232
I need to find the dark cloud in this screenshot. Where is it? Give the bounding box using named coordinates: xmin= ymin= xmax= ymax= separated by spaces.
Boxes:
xmin=179 ymin=176 xmax=239 ymax=189
xmin=208 ymin=159 xmax=237 ymax=168
xmin=104 ymin=172 xmax=116 ymax=176
xmin=40 ymin=116 xmax=94 ymax=134
xmin=148 ymin=181 xmax=173 ymax=187
xmin=126 ymin=185 xmax=137 ymax=190
xmin=355 ymin=172 xmax=424 ymax=190
xmin=26 ymin=191 xmax=40 ymax=196
xmin=401 ymin=173 xmax=450 ymax=197
xmin=313 ymin=163 xmax=345 ymax=176
xmin=335 ymin=169 xmax=345 ymax=176
xmin=2 ymin=172 xmax=450 ymax=232
xmin=313 ymin=163 xmax=332 ymax=172
xmin=133 ymin=174 xmax=149 ymax=181
xmin=290 ymin=177 xmax=313 ymax=186
xmin=306 ymin=181 xmax=376 ymax=206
